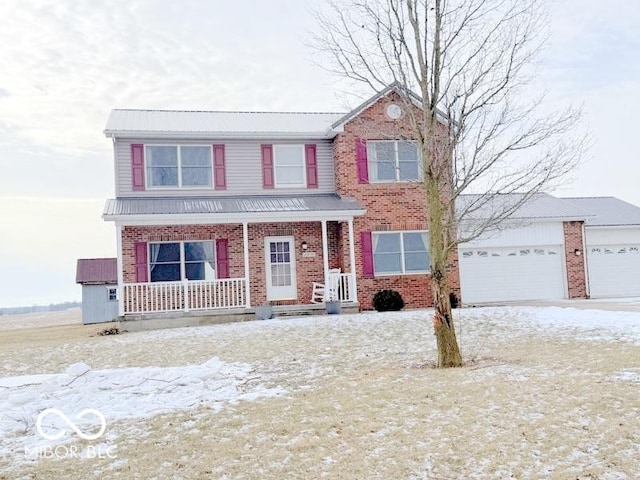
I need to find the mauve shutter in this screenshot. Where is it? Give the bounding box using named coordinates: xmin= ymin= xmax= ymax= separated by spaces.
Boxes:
xmin=216 ymin=239 xmax=230 ymax=279
xmin=360 ymin=231 xmax=374 ymax=278
xmin=355 ymin=138 xmax=369 ymax=184
xmin=213 ymin=144 xmax=226 ymax=189
xmin=261 ymin=144 xmax=274 ymax=189
xmin=131 ymin=144 xmax=145 ymax=191
xmin=134 ymin=242 xmax=148 ymax=282
xmin=305 ymin=144 xmax=318 ymax=188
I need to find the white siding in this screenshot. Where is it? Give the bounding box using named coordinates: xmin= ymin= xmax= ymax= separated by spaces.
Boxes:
xmin=114 ymin=138 xmax=336 ymax=197
xmin=585 ymin=227 xmax=640 ymax=246
xmin=461 ymin=222 xmax=565 ymax=248
xmin=82 ymin=285 xmax=119 ymax=324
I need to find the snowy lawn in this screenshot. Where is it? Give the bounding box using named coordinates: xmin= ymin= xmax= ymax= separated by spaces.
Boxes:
xmin=1 ymin=306 xmax=639 ymax=479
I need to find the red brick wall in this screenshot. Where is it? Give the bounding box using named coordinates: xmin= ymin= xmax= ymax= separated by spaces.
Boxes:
xmin=563 ymin=221 xmax=588 ymax=298
xmin=333 ymin=91 xmax=460 ymax=309
xmin=121 ymin=222 xmax=342 ymax=307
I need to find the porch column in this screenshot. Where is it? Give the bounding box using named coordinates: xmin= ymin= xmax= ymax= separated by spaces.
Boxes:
xmin=348 ymin=218 xmax=358 ymax=303
xmin=243 ymin=221 xmax=251 ymax=308
xmin=321 ymin=220 xmax=329 ymax=284
xmin=116 ymin=224 xmax=125 ymax=317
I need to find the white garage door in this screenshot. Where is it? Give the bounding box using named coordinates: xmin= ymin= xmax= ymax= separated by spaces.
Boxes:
xmin=587 ymin=245 xmax=640 ymax=298
xmin=459 ymin=246 xmax=566 ymax=303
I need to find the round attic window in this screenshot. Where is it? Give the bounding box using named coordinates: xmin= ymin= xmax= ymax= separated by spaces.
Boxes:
xmin=385 ymin=103 xmax=403 ymax=119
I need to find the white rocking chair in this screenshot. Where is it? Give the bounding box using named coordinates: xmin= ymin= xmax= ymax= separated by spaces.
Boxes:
xmin=311 ymin=268 xmax=341 ymax=303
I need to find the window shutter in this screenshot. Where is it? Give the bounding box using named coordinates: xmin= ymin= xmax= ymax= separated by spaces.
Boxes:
xmin=131 ymin=144 xmax=145 ymax=191
xmin=213 ymin=144 xmax=226 ymax=189
xmin=360 ymin=231 xmax=374 ymax=278
xmin=134 ymin=242 xmax=148 ymax=282
xmin=305 ymin=144 xmax=318 ymax=188
xmin=355 ymin=138 xmax=369 ymax=184
xmin=216 ymin=239 xmax=230 ymax=279
xmin=261 ymin=144 xmax=274 ymax=189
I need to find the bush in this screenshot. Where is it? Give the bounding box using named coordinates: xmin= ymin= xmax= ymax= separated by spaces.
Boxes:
xmin=372 ymin=289 xmax=405 ymax=312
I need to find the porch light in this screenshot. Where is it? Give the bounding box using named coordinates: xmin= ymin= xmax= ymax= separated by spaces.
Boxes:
xmin=301 ymin=241 xmax=308 ymax=250
xmin=574 ymin=249 xmax=582 ymax=256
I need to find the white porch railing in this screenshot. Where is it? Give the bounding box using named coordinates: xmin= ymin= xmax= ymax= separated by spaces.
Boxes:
xmin=123 ymin=278 xmax=246 ymax=315
xmin=329 ymin=273 xmax=357 ymax=303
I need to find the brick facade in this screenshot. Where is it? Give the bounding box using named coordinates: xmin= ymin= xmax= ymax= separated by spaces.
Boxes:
xmin=334 ymin=91 xmax=460 ymax=309
xmin=563 ymin=221 xmax=588 ymax=298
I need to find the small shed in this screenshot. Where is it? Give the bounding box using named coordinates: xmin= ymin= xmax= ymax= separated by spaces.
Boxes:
xmin=76 ymin=258 xmax=118 ymax=324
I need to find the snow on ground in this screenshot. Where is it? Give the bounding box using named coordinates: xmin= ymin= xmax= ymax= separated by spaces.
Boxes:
xmin=0 ymin=357 xmax=284 ymax=459
xmin=0 ymin=305 xmax=639 ymax=479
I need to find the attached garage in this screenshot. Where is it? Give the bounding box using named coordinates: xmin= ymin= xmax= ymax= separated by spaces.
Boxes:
xmin=459 ymin=221 xmax=568 ymax=303
xmin=564 ymin=197 xmax=640 ymax=299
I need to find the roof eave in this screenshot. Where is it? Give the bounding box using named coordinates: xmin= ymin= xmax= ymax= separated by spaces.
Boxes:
xmin=103 ymin=130 xmax=339 ymax=140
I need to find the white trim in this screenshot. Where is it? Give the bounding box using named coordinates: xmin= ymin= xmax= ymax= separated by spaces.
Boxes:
xmin=105 ymin=210 xmax=365 ymax=226
xmin=372 ymin=230 xmax=431 ymax=276
xmin=242 ymin=222 xmax=251 ymax=308
xmin=321 ymin=220 xmax=329 ymax=287
xmin=367 ymin=140 xmax=422 ymax=183
xmin=105 ymin=131 xmax=339 ymax=140
xmin=348 ymin=219 xmax=358 ymax=303
xmin=116 ymin=225 xmax=124 ymax=317
xmin=273 ymin=144 xmax=307 ymax=189
xmin=148 ymin=240 xmax=216 ymax=282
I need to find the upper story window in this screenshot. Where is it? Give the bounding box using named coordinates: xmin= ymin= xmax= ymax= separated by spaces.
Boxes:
xmin=373 ymin=231 xmax=430 ymax=275
xmin=149 ymin=241 xmax=216 ymax=282
xmin=273 ymin=145 xmax=306 ymax=188
xmin=367 ymin=140 xmax=421 ymax=182
xmin=146 ymin=146 xmax=212 ymax=188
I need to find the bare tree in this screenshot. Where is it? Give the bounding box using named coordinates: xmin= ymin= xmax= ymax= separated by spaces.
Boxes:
xmin=312 ymin=0 xmax=585 ymax=367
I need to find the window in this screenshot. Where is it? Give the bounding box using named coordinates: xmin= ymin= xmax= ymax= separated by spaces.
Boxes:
xmin=273 ymin=145 xmax=305 ymax=187
xmin=146 ymin=146 xmax=212 ymax=188
xmin=149 ymin=241 xmax=215 ymax=282
xmin=373 ymin=231 xmax=429 ymax=275
xmin=367 ymin=140 xmax=420 ymax=182
xmin=107 ymin=288 xmax=117 ymax=301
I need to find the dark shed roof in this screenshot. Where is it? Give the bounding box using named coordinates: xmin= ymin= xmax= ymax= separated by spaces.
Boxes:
xmin=76 ymin=258 xmax=117 ymax=285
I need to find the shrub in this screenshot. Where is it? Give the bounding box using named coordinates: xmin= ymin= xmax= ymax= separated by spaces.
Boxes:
xmin=372 ymin=289 xmax=405 ymax=312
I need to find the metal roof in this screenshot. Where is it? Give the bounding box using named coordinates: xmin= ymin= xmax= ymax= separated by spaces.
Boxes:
xmin=562 ymin=197 xmax=640 ymax=227
xmin=76 ymin=258 xmax=117 ymax=284
xmin=103 ymin=194 xmax=365 ymax=220
xmin=104 ymin=109 xmax=345 ymax=139
xmin=457 ymin=193 xmax=593 ymax=221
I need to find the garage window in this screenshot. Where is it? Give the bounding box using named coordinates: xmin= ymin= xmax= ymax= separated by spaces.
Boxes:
xmin=373 ymin=231 xmax=429 ymax=275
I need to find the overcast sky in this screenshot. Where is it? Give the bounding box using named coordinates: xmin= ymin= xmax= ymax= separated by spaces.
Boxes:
xmin=1 ymin=0 xmax=639 ymax=308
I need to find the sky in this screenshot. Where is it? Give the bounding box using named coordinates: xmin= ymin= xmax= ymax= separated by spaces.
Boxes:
xmin=0 ymin=0 xmax=639 ymax=308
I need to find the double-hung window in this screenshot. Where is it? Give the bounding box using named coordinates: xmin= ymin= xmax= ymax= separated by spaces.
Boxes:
xmin=149 ymin=241 xmax=216 ymax=282
xmin=273 ymin=145 xmax=306 ymax=187
xmin=367 ymin=140 xmax=421 ymax=182
xmin=373 ymin=231 xmax=430 ymax=275
xmin=146 ymin=145 xmax=212 ymax=188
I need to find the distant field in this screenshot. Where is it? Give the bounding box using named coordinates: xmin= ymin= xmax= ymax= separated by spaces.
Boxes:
xmin=0 ymin=308 xmax=81 ymax=330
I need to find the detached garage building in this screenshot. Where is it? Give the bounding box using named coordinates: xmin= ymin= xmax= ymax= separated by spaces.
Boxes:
xmin=564 ymin=197 xmax=640 ymax=298
xmin=76 ymin=258 xmax=119 ymax=324
xmin=458 ymin=193 xmax=591 ymax=304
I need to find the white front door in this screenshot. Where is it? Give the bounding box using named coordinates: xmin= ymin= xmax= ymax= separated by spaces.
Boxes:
xmin=265 ymin=236 xmax=297 ymax=300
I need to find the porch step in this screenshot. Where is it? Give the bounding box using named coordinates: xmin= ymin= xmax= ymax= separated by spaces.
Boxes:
xmin=272 ymin=302 xmax=359 ymax=317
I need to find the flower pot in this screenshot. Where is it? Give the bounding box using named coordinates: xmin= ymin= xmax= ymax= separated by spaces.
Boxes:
xmin=325 ymin=300 xmax=342 ymax=315
xmin=255 ymin=305 xmax=274 ymax=320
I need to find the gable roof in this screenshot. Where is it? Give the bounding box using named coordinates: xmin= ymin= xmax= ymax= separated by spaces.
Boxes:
xmin=104 ymin=110 xmax=345 ymax=140
xmin=562 ymin=197 xmax=640 ymax=227
xmin=76 ymin=258 xmax=117 ymax=285
xmin=457 ymin=193 xmax=593 ymax=222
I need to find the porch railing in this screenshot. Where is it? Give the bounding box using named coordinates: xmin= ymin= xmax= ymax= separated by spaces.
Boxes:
xmin=123 ymin=278 xmax=246 ymax=315
xmin=329 ymin=272 xmax=357 ymax=303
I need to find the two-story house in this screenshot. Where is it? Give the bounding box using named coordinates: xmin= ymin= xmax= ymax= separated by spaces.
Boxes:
xmin=103 ymin=85 xmax=450 ymax=321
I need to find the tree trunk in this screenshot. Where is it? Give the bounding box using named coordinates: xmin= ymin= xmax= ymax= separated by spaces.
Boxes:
xmin=432 ymin=269 xmax=463 ymax=368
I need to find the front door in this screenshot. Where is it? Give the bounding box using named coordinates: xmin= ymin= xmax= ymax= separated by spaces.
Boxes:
xmin=265 ymin=236 xmax=297 ymax=300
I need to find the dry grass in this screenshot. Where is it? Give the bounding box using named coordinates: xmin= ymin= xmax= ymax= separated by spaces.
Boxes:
xmin=1 ymin=308 xmax=639 ymax=479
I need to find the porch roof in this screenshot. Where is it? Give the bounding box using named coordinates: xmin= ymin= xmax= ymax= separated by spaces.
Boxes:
xmin=103 ymin=194 xmax=365 ymax=225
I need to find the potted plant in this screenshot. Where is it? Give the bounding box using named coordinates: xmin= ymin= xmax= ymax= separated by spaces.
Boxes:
xmin=255 ymin=303 xmax=274 ymax=320
xmin=325 ymin=291 xmax=342 ymax=315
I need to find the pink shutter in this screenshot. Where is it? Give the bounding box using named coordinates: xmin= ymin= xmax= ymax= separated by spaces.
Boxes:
xmin=134 ymin=242 xmax=148 ymax=282
xmin=360 ymin=231 xmax=374 ymax=278
xmin=216 ymin=239 xmax=229 ymax=279
xmin=355 ymin=138 xmax=369 ymax=184
xmin=131 ymin=144 xmax=145 ymax=191
xmin=261 ymin=144 xmax=274 ymax=189
xmin=305 ymin=144 xmax=318 ymax=188
xmin=213 ymin=144 xmax=226 ymax=189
